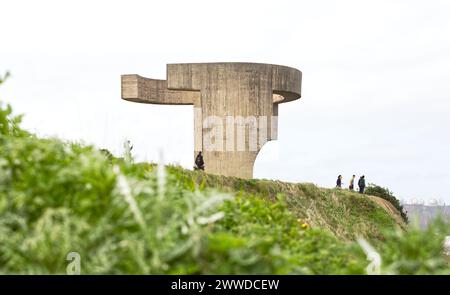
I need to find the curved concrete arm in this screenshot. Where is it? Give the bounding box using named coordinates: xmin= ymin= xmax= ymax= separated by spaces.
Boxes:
xmin=166 ymin=62 xmax=301 ymax=103
xmin=271 ymin=64 xmax=302 ymax=103
xmin=121 ymin=74 xmax=198 ymax=105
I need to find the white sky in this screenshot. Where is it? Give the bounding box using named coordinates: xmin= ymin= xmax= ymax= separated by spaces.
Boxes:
xmin=1 ymin=0 xmax=450 ymax=203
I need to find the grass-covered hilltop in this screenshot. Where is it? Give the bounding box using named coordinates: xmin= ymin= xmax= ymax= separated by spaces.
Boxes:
xmin=0 ymin=74 xmax=449 ymax=274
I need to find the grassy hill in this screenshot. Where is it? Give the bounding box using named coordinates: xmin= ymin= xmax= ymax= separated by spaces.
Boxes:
xmin=0 ymin=82 xmax=449 ymax=274
xmin=169 ymin=167 xmax=406 ymax=241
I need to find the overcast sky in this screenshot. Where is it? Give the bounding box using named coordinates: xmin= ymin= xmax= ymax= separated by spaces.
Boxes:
xmin=1 ymin=0 xmax=450 ymax=203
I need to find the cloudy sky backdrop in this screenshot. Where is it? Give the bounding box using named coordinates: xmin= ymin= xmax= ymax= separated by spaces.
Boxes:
xmin=1 ymin=0 xmax=450 ymax=203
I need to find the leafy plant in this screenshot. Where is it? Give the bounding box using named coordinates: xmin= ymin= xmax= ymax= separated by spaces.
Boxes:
xmin=0 ymin=72 xmax=28 ymax=138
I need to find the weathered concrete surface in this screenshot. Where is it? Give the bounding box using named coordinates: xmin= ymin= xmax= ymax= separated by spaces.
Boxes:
xmin=121 ymin=62 xmax=302 ymax=178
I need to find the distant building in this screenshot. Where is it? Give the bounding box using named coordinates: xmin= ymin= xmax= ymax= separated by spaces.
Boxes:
xmin=403 ymin=204 xmax=450 ymax=255
xmin=403 ymin=204 xmax=450 ymax=228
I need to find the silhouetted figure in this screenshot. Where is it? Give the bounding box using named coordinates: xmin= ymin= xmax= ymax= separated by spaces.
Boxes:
xmin=195 ymin=151 xmax=205 ymax=171
xmin=358 ymin=175 xmax=366 ymax=194
xmin=336 ymin=175 xmax=342 ymax=188
xmin=349 ymin=175 xmax=356 ymax=190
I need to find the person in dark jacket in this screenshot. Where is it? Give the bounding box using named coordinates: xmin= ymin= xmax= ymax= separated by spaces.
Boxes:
xmin=195 ymin=151 xmax=205 ymax=170
xmin=336 ymin=175 xmax=343 ymax=188
xmin=358 ymin=175 xmax=366 ymax=194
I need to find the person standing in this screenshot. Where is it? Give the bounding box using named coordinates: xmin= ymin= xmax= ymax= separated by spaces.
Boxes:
xmin=358 ymin=175 xmax=366 ymax=194
xmin=349 ymin=175 xmax=356 ymax=190
xmin=336 ymin=175 xmax=343 ymax=188
xmin=195 ymin=151 xmax=205 ymax=170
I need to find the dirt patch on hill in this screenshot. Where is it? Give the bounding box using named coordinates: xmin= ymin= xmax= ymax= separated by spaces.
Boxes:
xmin=368 ymin=195 xmax=407 ymax=229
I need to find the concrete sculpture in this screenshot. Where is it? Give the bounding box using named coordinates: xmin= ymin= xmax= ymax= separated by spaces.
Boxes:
xmin=121 ymin=62 xmax=302 ymax=178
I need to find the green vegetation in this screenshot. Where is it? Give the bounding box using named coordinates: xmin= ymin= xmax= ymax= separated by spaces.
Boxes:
xmin=366 ymin=183 xmax=409 ymax=224
xmin=0 ymin=73 xmax=449 ymax=274
xmin=171 ymin=169 xmax=402 ymax=241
